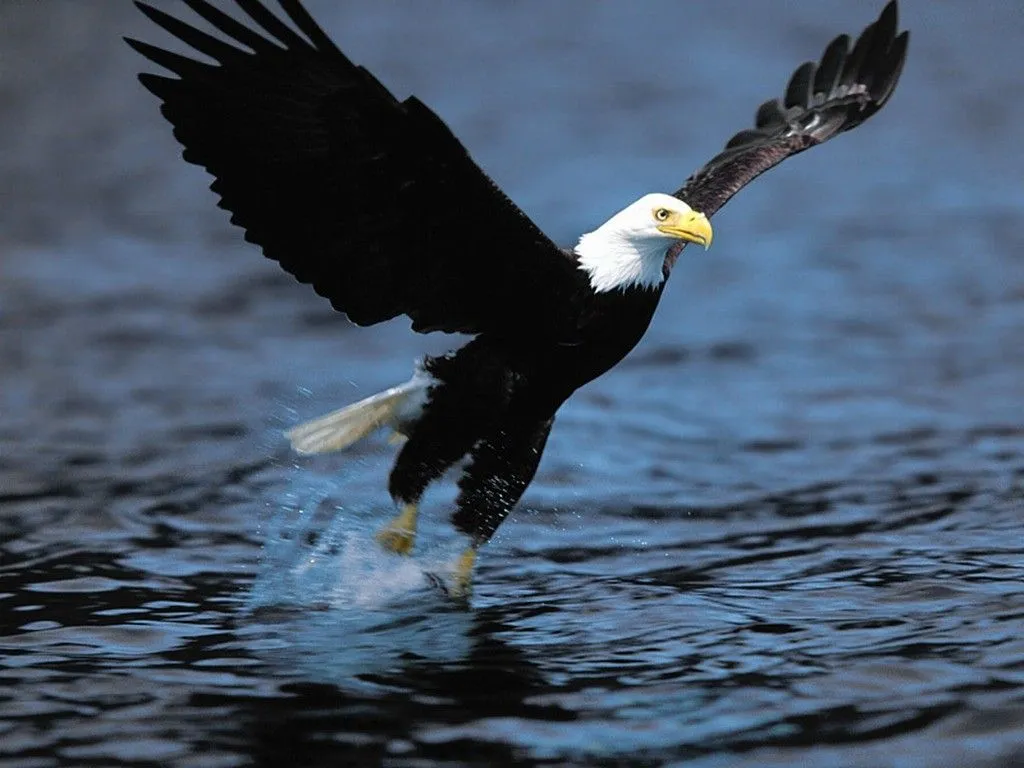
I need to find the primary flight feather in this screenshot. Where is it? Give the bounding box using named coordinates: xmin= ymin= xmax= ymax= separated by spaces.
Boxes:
xmin=129 ymin=1 xmax=909 ymax=598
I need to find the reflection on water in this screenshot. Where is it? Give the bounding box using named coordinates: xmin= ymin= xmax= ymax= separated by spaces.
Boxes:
xmin=2 ymin=1 xmax=1023 ymax=766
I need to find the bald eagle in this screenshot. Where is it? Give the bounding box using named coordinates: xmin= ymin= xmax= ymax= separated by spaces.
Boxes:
xmin=130 ymin=1 xmax=908 ymax=597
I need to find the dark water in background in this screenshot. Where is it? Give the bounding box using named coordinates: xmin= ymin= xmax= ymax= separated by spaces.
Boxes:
xmin=2 ymin=1 xmax=1023 ymax=765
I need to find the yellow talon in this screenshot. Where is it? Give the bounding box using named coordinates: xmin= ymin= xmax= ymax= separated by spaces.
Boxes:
xmin=388 ymin=431 xmax=407 ymax=446
xmin=375 ymin=503 xmax=418 ymax=555
xmin=448 ymin=547 xmax=477 ymax=600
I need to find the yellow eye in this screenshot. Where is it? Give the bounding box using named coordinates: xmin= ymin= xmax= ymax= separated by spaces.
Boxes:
xmin=654 ymin=208 xmax=671 ymax=221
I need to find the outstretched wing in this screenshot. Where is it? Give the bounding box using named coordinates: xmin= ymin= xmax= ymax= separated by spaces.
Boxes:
xmin=128 ymin=0 xmax=584 ymax=337
xmin=675 ymin=1 xmax=908 ymax=220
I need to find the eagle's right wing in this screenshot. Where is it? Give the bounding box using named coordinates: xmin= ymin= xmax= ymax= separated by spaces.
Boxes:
xmin=128 ymin=0 xmax=585 ymax=338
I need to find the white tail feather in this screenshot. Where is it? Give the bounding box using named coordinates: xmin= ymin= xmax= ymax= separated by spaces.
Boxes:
xmin=286 ymin=370 xmax=431 ymax=455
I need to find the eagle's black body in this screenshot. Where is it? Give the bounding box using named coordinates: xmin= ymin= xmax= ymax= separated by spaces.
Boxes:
xmin=399 ymin=286 xmax=664 ymax=544
xmin=130 ymin=2 xmax=908 ymax=552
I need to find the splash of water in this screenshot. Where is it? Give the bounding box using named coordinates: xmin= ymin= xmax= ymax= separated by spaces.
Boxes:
xmin=248 ymin=463 xmax=467 ymax=613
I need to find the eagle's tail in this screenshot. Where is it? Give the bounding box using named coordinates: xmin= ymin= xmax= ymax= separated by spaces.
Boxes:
xmin=286 ymin=368 xmax=431 ymax=455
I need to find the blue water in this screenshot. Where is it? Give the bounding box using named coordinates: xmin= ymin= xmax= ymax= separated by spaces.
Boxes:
xmin=1 ymin=2 xmax=1023 ymax=766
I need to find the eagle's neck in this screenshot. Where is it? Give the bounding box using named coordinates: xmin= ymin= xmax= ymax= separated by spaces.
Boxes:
xmin=574 ymin=227 xmax=668 ymax=294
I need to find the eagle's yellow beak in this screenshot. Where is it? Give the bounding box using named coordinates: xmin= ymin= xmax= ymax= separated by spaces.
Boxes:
xmin=658 ymin=210 xmax=713 ymax=250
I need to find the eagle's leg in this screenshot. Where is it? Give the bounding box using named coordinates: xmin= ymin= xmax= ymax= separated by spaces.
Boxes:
xmin=375 ymin=502 xmax=420 ymax=555
xmin=379 ymin=442 xmax=461 ymax=555
xmin=448 ymin=547 xmax=477 ymax=599
xmin=376 ymin=345 xmax=516 ymax=556
xmin=380 ymin=404 xmax=485 ymax=555
xmin=448 ymin=415 xmax=555 ymax=598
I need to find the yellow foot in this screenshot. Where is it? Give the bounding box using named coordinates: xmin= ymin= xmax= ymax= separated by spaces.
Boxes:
xmin=387 ymin=431 xmax=407 ymax=446
xmin=375 ymin=503 xmax=418 ymax=555
xmin=448 ymin=547 xmax=477 ymax=600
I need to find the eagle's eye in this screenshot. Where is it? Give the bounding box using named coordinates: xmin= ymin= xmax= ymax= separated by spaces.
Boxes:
xmin=654 ymin=208 xmax=671 ymax=222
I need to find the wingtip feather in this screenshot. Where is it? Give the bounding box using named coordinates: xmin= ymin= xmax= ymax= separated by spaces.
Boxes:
xmin=133 ymin=1 xmax=249 ymax=66
xmin=878 ymin=1 xmax=899 ymax=36
xmin=784 ymin=61 xmax=815 ymax=110
xmin=234 ymin=0 xmax=308 ymax=49
xmin=276 ymin=0 xmax=346 ymax=55
xmin=814 ymin=34 xmax=849 ymax=97
xmin=874 ymin=30 xmax=909 ymax=106
xmin=126 ymin=37 xmax=198 ymax=78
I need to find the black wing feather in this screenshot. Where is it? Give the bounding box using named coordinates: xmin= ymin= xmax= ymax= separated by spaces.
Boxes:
xmin=232 ymin=0 xmax=308 ymax=48
xmin=135 ymin=3 xmax=248 ymax=64
xmin=813 ymin=35 xmax=848 ymax=97
xmin=784 ymin=61 xmax=815 ymax=110
xmin=129 ymin=0 xmax=583 ymax=338
xmin=674 ymin=1 xmax=908 ymax=221
xmin=178 ymin=0 xmax=279 ymax=54
xmin=275 ymin=0 xmax=344 ymax=55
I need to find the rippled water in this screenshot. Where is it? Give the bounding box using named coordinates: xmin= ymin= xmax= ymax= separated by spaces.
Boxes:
xmin=2 ymin=2 xmax=1023 ymax=766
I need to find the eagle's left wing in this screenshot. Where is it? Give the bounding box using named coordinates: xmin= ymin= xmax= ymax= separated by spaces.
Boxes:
xmin=674 ymin=2 xmax=908 ymax=224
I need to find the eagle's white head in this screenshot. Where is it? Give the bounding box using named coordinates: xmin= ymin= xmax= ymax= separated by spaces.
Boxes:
xmin=575 ymin=193 xmax=713 ymax=293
